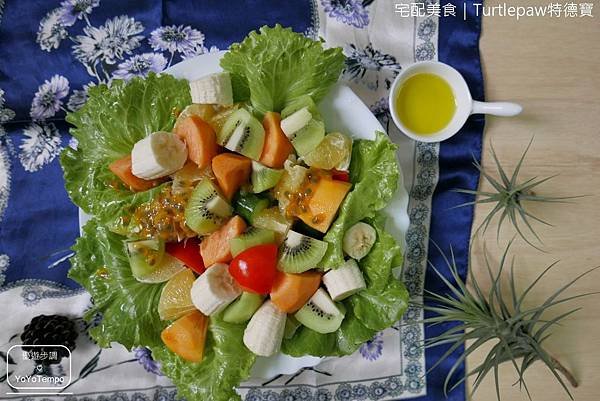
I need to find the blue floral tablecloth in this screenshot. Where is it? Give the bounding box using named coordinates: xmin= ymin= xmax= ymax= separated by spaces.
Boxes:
xmin=0 ymin=1 xmax=483 ymax=401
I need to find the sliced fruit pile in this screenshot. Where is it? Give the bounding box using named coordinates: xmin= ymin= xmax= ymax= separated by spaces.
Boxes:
xmin=109 ymin=71 xmax=380 ymax=361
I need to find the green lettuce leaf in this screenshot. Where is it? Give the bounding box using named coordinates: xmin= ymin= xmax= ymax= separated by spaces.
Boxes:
xmin=70 ymin=219 xmax=165 ymax=349
xmin=348 ymin=215 xmax=408 ymax=331
xmin=70 ymin=219 xmax=255 ymax=401
xmin=61 ymin=73 xmax=191 ymax=231
xmin=220 ymin=24 xmax=345 ymax=115
xmin=320 ymin=131 xmax=400 ymax=269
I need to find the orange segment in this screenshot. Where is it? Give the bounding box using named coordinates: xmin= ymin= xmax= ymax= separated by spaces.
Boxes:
xmin=302 ymin=132 xmax=352 ymax=170
xmin=158 ymin=268 xmax=196 ymax=321
xmin=174 ymin=104 xmax=216 ymax=131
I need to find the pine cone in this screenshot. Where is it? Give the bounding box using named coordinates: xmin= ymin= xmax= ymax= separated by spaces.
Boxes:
xmin=21 ymin=314 xmax=78 ymax=365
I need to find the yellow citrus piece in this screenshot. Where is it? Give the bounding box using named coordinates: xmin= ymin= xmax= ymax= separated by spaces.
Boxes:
xmin=174 ymin=104 xmax=215 ymax=131
xmin=138 ymin=253 xmax=186 ymax=284
xmin=158 ymin=268 xmax=196 ymax=320
xmin=253 ymin=207 xmax=293 ymax=244
xmin=302 ymin=132 xmax=352 ymax=170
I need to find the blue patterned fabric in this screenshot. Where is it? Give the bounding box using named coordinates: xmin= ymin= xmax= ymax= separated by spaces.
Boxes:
xmin=424 ymin=1 xmax=485 ymax=400
xmin=0 ymin=1 xmax=483 ymax=400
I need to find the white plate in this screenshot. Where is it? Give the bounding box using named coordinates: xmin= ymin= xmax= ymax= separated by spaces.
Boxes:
xmin=78 ymin=51 xmax=410 ymax=380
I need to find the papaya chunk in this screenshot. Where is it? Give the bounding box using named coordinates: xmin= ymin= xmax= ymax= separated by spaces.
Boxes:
xmin=297 ymin=177 xmax=352 ymax=233
xmin=212 ymin=153 xmax=252 ymax=200
xmin=200 ymin=216 xmax=247 ymax=266
xmin=259 ymin=112 xmax=294 ymax=169
xmin=270 ymin=271 xmax=322 ymax=313
xmin=174 ymin=115 xmax=219 ymax=169
xmin=160 ymin=311 xmax=209 ymax=362
xmin=108 ymin=155 xmax=159 ymax=192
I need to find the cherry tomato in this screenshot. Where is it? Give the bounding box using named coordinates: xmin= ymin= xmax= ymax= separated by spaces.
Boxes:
xmin=228 ymin=244 xmax=278 ymax=294
xmin=166 ymin=238 xmax=205 ymax=274
xmin=331 ymin=170 xmax=350 ymax=182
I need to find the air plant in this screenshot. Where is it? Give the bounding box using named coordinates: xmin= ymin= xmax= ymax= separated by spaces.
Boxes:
xmin=453 ymin=138 xmax=580 ymax=250
xmin=421 ymin=241 xmax=598 ymax=400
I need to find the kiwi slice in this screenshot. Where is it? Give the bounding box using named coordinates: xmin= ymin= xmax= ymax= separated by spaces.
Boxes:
xmin=230 ymin=226 xmax=276 ymax=257
xmin=223 ymin=292 xmax=265 ymax=324
xmin=218 ymin=108 xmax=252 ymax=145
xmin=184 ymin=178 xmax=228 ymax=235
xmin=126 ymin=238 xmax=165 ymax=278
xmin=251 ymin=161 xmax=284 ymax=193
xmin=284 ymin=315 xmax=301 ymax=339
xmin=294 ymin=288 xmax=345 ymax=334
xmin=281 ymin=95 xmax=321 ymax=120
xmin=278 ymin=230 xmax=327 ymax=273
xmin=225 ymin=116 xmax=265 ymax=160
xmin=291 ymin=119 xmax=325 ymax=156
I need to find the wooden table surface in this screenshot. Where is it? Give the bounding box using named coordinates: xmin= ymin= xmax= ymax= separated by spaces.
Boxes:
xmin=466 ymin=2 xmax=600 ymax=400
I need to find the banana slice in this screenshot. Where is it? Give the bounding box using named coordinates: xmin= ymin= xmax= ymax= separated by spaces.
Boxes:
xmin=280 ymin=107 xmax=312 ymax=138
xmin=189 ymin=73 xmax=233 ymax=105
xmin=243 ymin=300 xmax=286 ymax=357
xmin=342 ymin=222 xmax=377 ymax=260
xmin=131 ymin=131 xmax=188 ymax=180
xmin=323 ymin=259 xmax=366 ymax=301
xmin=191 ymin=263 xmax=241 ymax=315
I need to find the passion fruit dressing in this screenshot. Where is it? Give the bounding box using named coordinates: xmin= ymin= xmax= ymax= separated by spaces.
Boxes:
xmin=395 ymin=73 xmax=456 ymax=135
xmin=276 ymin=168 xmax=329 ymax=225
xmin=131 ymin=186 xmax=196 ymax=242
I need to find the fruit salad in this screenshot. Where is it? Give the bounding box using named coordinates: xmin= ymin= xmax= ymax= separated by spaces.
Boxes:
xmin=118 ymin=77 xmax=377 ymax=357
xmin=63 ymin=25 xmax=408 ymax=401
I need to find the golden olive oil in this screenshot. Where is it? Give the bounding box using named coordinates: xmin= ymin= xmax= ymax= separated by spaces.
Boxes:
xmin=395 ymin=73 xmax=456 ymax=135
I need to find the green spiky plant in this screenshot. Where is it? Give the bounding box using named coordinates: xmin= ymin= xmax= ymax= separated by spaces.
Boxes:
xmin=422 ymin=241 xmax=598 ymax=400
xmin=453 ymin=139 xmax=580 ymax=250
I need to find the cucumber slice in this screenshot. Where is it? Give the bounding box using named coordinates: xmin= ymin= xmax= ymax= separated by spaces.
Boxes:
xmin=291 ymin=119 xmax=325 ymax=156
xmin=284 ymin=315 xmax=301 ymax=339
xmin=251 ymin=161 xmax=284 ymax=193
xmin=127 ymin=239 xmax=165 ymax=278
xmin=218 ymin=108 xmax=252 ymax=145
xmin=233 ymin=192 xmax=270 ymax=224
xmin=225 ymin=116 xmax=265 ymax=160
xmin=281 ymin=95 xmax=320 ymax=120
xmin=223 ymin=292 xmax=265 ymax=323
xmin=230 ymin=227 xmax=276 ymax=257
